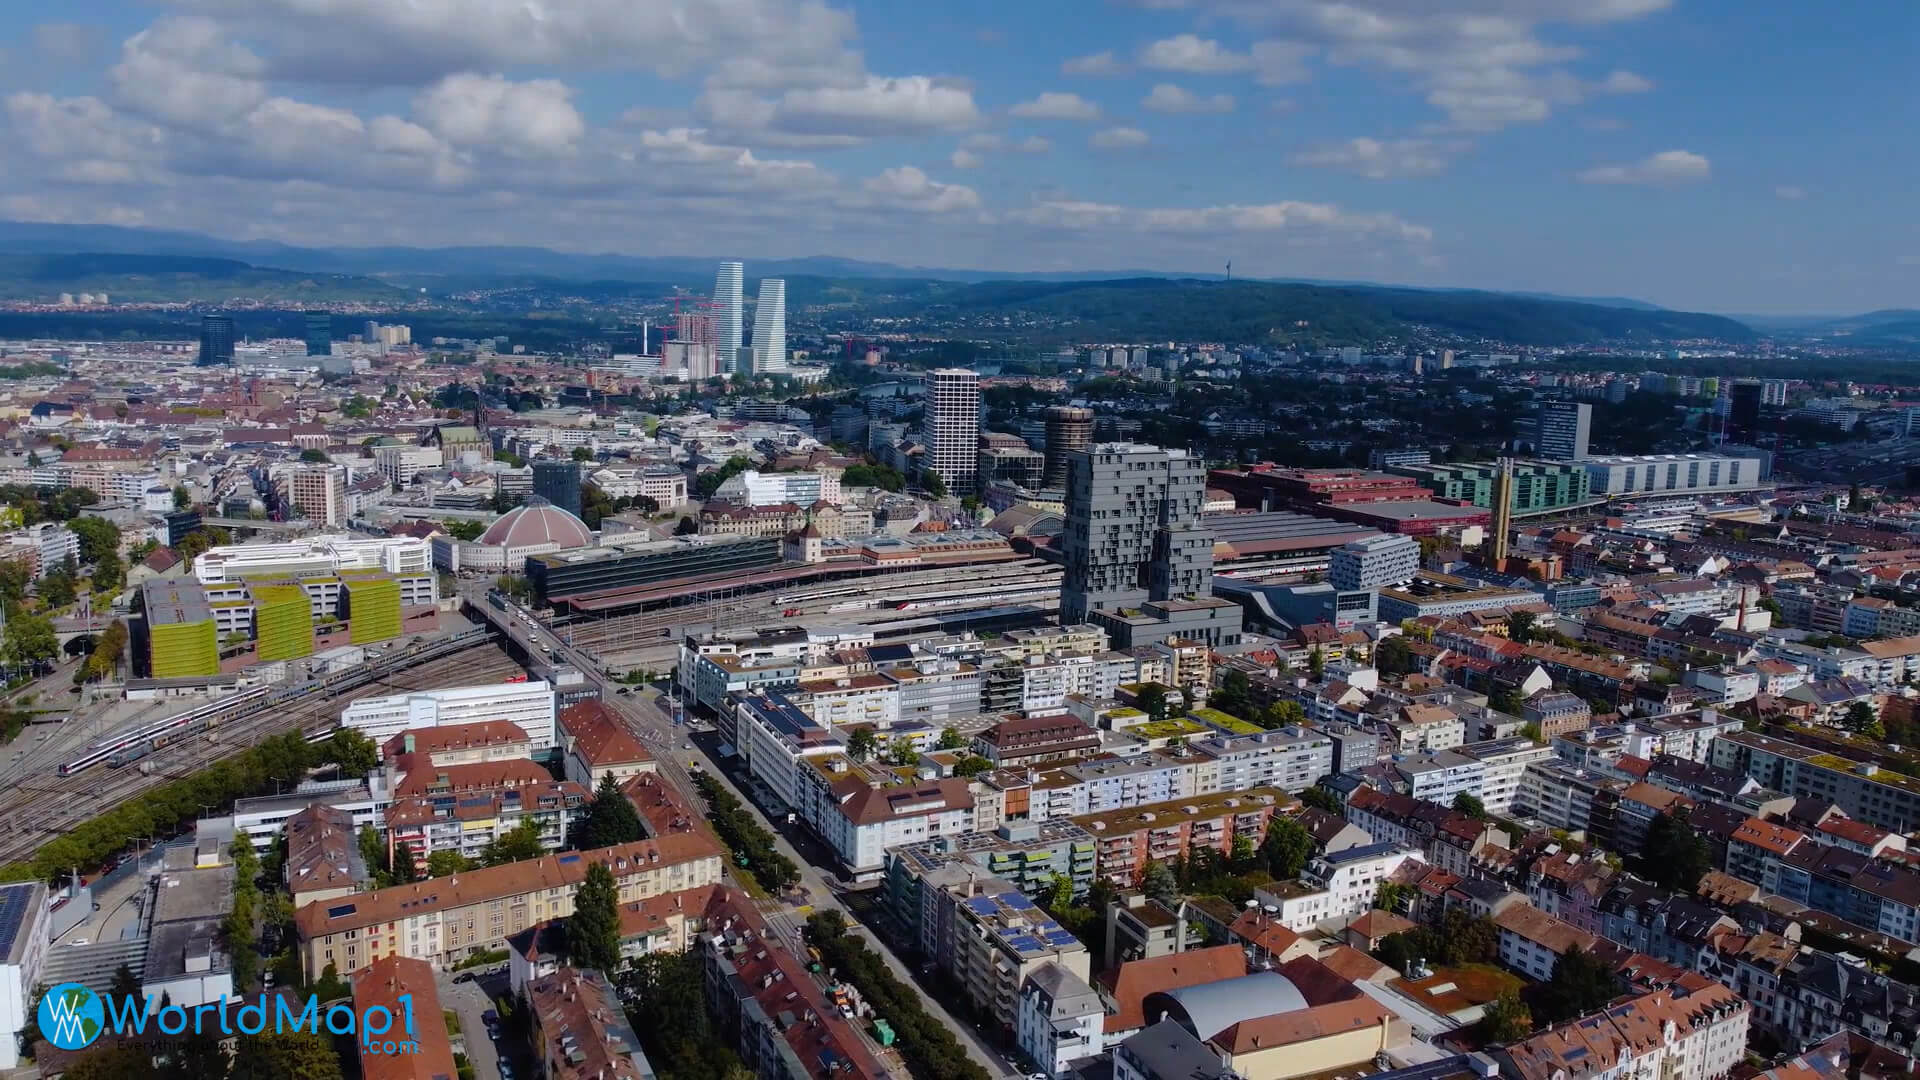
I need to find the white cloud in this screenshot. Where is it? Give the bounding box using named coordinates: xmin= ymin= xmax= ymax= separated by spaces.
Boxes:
xmin=1009 ymin=197 xmax=1431 ymax=243
xmin=1124 ymin=1 xmax=1671 ymax=131
xmin=1062 ymin=51 xmax=1127 ymax=76
xmin=1009 ymin=92 xmax=1100 ymax=121
xmin=1577 ymin=149 xmax=1710 ymax=185
xmin=960 ymin=133 xmax=1052 ymax=157
xmin=32 ymin=22 xmax=103 ymax=62
xmin=1142 ymin=83 xmax=1234 ymax=114
xmin=950 ymin=148 xmax=983 ymax=169
xmin=1775 ymin=185 xmax=1807 ymax=200
xmin=1091 ymin=126 xmax=1150 ymax=149
xmin=413 ymin=73 xmax=584 ymax=156
xmin=860 ymin=166 xmax=981 ymax=214
xmin=368 ymin=115 xmax=443 ymax=156
xmin=773 ymin=76 xmax=981 ymax=136
xmin=1290 ymin=137 xmax=1463 ymax=179
xmin=1139 ymin=34 xmax=1253 ymax=74
xmin=110 ymin=16 xmax=269 ymax=132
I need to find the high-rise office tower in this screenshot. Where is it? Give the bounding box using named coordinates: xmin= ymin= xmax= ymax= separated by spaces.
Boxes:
xmin=750 ymin=278 xmax=788 ymax=373
xmin=303 ymin=311 xmax=332 ymax=357
xmin=1533 ymin=400 xmax=1591 ymax=461
xmin=1729 ymin=380 xmax=1763 ymax=440
xmin=713 ymin=261 xmax=744 ymax=371
xmin=1061 ymin=443 xmax=1213 ymax=624
xmin=286 ymin=463 xmax=347 ymax=527
xmin=198 ymin=315 xmax=235 ymax=365
xmin=532 ymin=461 xmax=585 ymax=519
xmin=922 ymin=369 xmax=980 ymax=495
xmin=1042 ymin=406 xmax=1094 ymax=490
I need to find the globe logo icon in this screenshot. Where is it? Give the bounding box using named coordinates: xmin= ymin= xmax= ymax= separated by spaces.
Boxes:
xmin=38 ymin=983 xmax=104 ymax=1051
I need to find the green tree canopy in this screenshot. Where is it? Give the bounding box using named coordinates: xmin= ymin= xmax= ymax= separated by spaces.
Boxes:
xmin=570 ymin=773 xmax=646 ymax=850
xmin=566 ymin=862 xmax=621 ymax=974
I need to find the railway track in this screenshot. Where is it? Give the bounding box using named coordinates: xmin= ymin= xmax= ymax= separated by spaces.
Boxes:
xmin=0 ymin=645 xmax=522 ymax=866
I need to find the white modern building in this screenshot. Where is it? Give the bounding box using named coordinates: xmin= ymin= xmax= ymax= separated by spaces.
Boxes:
xmin=1458 ymin=737 xmax=1555 ymax=816
xmin=750 ymin=278 xmax=787 ymax=374
xmin=0 ymin=882 xmax=48 ymax=1070
xmin=1254 ymin=843 xmax=1418 ymax=931
xmin=1329 ymin=533 xmax=1419 ymax=591
xmin=341 ymin=680 xmax=557 ymax=751
xmin=1393 ymin=750 xmax=1487 ymax=805
xmin=732 ymin=469 xmax=840 ymax=507
xmin=373 ymin=445 xmax=444 ymax=487
xmin=922 ymin=368 xmax=982 ymax=494
xmin=1581 ymin=454 xmax=1764 ymax=497
xmin=1534 ymin=400 xmax=1591 ymax=461
xmin=589 ymin=465 xmax=688 ymax=507
xmin=1192 ymin=728 xmax=1335 ymax=794
xmin=713 ymin=261 xmax=745 ymax=370
xmin=193 ymin=534 xmax=434 ymax=584
xmin=1017 ymin=962 xmax=1105 ymax=1078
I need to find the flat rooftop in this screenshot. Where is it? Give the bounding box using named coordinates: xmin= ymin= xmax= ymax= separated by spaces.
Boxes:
xmin=143 ymin=580 xmax=211 ymax=626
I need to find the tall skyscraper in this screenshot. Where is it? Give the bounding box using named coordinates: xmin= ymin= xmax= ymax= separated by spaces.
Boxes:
xmin=532 ymin=461 xmax=584 ymax=519
xmin=1042 ymin=406 xmax=1094 ymax=490
xmin=713 ymin=261 xmax=744 ymax=371
xmin=303 ymin=311 xmax=332 ymax=357
xmin=1729 ymin=380 xmax=1764 ymax=440
xmin=750 ymin=278 xmax=788 ymax=373
xmin=1533 ymin=400 xmax=1591 ymax=461
xmin=921 ymin=368 xmax=980 ymax=495
xmin=1061 ymin=443 xmax=1213 ymax=624
xmin=198 ymin=315 xmax=235 ymax=365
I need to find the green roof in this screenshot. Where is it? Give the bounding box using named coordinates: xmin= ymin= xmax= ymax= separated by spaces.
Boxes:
xmin=1134 ymin=719 xmax=1206 ymax=740
xmin=1190 ymin=708 xmax=1261 ymax=735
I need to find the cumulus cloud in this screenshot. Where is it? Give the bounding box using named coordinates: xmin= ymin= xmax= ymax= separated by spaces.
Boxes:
xmin=860 ymin=166 xmax=981 ymax=214
xmin=1062 ymin=51 xmax=1127 ymax=76
xmin=1123 ymin=0 xmax=1670 ymax=131
xmin=1290 ymin=137 xmax=1463 ymax=179
xmin=1139 ymin=34 xmax=1253 ymax=74
xmin=1142 ymin=84 xmax=1234 ymax=114
xmin=413 ymin=73 xmax=584 ymax=156
xmin=1091 ymin=126 xmax=1150 ymax=149
xmin=110 ymin=16 xmax=269 ymax=132
xmin=1009 ymin=92 xmax=1100 ymax=121
xmin=1009 ymin=197 xmax=1432 ymax=243
xmin=1577 ymin=149 xmax=1710 ymax=185
xmin=961 ymin=133 xmax=1052 ymax=157
xmin=772 ymin=76 xmax=981 ymax=136
xmin=951 ymin=148 xmax=983 ymax=169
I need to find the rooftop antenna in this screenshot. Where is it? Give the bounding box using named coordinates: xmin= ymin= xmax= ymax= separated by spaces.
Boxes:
xmin=1225 ymin=259 xmax=1232 ymax=281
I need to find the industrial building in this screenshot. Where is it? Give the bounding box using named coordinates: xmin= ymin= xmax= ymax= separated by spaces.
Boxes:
xmin=527 ymin=535 xmax=784 ymax=609
xmin=1389 ymin=460 xmax=1593 ymax=515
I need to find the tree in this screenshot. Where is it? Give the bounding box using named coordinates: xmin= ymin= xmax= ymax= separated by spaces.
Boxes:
xmin=567 ymin=862 xmax=621 ymax=974
xmin=481 ymin=818 xmax=546 ymax=866
xmin=327 ymin=729 xmax=378 ymax=778
xmin=299 ymin=448 xmax=329 ymax=463
xmin=427 ymin=850 xmax=472 ymax=878
xmin=38 ymin=570 xmax=75 ymax=609
xmin=4 ymin=611 xmax=56 ymax=667
xmin=1375 ymin=635 xmax=1415 ymax=676
xmin=1453 ymin=793 xmax=1488 ymax=820
xmin=1141 ymin=858 xmax=1178 ymax=905
xmin=0 ymin=560 xmax=28 ymax=611
xmin=1260 ymin=815 xmax=1315 ymax=879
xmin=673 ymin=516 xmax=698 ymax=535
xmin=920 ymin=469 xmax=947 ymax=500
xmin=937 ymin=726 xmax=966 ymax=750
xmin=1843 ymin=700 xmax=1880 ymax=735
xmin=571 ymin=446 xmax=595 ymax=462
xmin=63 ymin=1047 xmax=158 ymax=1080
xmin=358 ymin=825 xmax=386 ymax=877
xmin=1257 ymin=699 xmax=1306 ymax=730
xmin=845 ymin=727 xmax=879 ymax=762
xmin=442 ymin=520 xmax=485 ymax=541
xmin=91 ymin=550 xmax=125 ymax=595
xmin=1508 ymin=610 xmax=1538 ymax=645
xmin=1136 ymin=683 xmax=1170 ymax=725
xmin=309 ymin=962 xmax=350 ymax=1003
xmin=1489 ymin=686 xmax=1524 ymax=716
xmin=109 ymin=963 xmax=142 ymax=1005
xmin=69 ymin=516 xmax=121 ymax=566
xmin=172 ymin=485 xmax=192 ymax=510
xmin=570 ymin=773 xmax=646 ymax=850
xmin=1211 ymin=669 xmax=1253 ymax=719
xmin=1483 ymin=989 xmax=1534 ymax=1043
xmin=887 ymin=738 xmax=919 ymax=767
xmin=1299 ymin=785 xmax=1342 ymax=813
xmin=1536 ymin=946 xmax=1620 ymax=1022
xmin=1044 ymin=872 xmax=1075 ymax=914
xmin=231 ymin=1029 xmax=344 ymax=1080
xmin=82 ymin=618 xmax=126 ymax=682
xmin=1307 ymin=646 xmax=1325 ymax=681
xmin=391 ymin=842 xmax=419 ymax=884
xmin=1639 ymin=811 xmax=1712 ymax=892
xmin=951 ymin=754 xmax=993 ymax=777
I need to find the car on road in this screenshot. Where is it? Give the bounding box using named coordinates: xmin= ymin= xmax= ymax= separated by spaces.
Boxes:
xmin=483 ymin=1009 xmax=499 ymax=1026
xmin=453 ymin=971 xmax=476 ymax=983
xmin=499 ymin=1064 xmax=515 ymax=1080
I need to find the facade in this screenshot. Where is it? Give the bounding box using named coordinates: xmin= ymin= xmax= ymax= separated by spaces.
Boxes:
xmin=294 ymin=835 xmax=724 ymax=974
xmin=532 ymin=460 xmax=585 ymax=518
xmin=198 ymin=314 xmax=234 ymax=364
xmin=749 ymin=277 xmax=788 ymax=373
xmin=342 ymin=680 xmax=558 ymax=751
xmin=528 ymin=535 xmax=782 ymax=607
xmin=1391 ymin=460 xmax=1593 ymax=514
xmin=286 ymin=462 xmax=348 ymax=527
xmin=303 ymin=310 xmax=332 ymax=356
xmin=1493 ymin=974 xmax=1748 ymax=1080
xmin=141 ymin=578 xmax=220 ymax=678
xmin=192 ymin=534 xmax=433 ymax=584
xmin=1254 ymin=843 xmax=1418 ymax=930
xmin=1017 ymin=962 xmax=1105 ymax=1078
xmin=1329 ymin=533 xmax=1419 ymax=591
xmin=1533 ymin=400 xmax=1592 ymax=461
xmin=923 ymin=368 xmax=982 ymax=494
xmin=1043 ymin=406 xmax=1095 ymax=490
xmin=528 ymin=966 xmax=654 ymax=1080
xmin=0 ymin=883 xmax=46 ymax=1070
xmin=1582 ymin=454 xmax=1763 ymax=497
xmin=1062 ymin=443 xmax=1213 ymax=624
xmin=1073 ymin=790 xmax=1285 ymax=886
xmin=713 ymin=261 xmax=745 ymax=366
xmin=385 ymin=779 xmax=589 ymax=863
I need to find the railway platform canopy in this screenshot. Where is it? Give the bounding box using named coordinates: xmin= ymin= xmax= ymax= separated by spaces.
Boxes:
xmin=551 ymin=546 xmax=1029 ymax=617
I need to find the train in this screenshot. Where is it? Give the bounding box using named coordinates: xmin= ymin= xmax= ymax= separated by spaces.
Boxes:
xmin=892 ymin=587 xmax=1056 ymax=612
xmin=56 ymin=628 xmax=490 ymax=777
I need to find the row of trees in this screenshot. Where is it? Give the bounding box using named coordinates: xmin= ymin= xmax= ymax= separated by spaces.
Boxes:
xmin=806 ymin=910 xmax=990 ymax=1080
xmin=0 ymin=729 xmax=370 ymax=883
xmin=692 ymin=773 xmax=800 ymax=892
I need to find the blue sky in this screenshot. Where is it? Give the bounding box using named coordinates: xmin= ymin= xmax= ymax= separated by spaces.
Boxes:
xmin=0 ymin=1 xmax=1912 ymax=314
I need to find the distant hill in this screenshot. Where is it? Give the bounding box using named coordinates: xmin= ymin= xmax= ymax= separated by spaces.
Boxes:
xmin=0 ymin=220 xmax=1669 ymax=309
xmin=866 ymin=278 xmax=1752 ymax=346
xmin=0 ymin=252 xmax=409 ymax=304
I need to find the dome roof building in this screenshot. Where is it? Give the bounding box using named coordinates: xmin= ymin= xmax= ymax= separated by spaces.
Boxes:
xmin=434 ymin=496 xmax=594 ymax=576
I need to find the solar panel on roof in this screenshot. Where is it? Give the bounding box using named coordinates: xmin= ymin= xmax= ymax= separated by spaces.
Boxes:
xmin=1002 ymin=892 xmax=1036 ymax=909
xmin=327 ymin=903 xmax=357 ymax=918
xmin=965 ymin=896 xmax=998 ymax=915
xmin=558 ymin=853 xmax=582 ymax=863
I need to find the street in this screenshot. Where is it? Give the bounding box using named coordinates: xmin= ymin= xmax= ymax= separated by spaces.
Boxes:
xmin=474 ymin=591 xmax=1020 ymax=1079
xmin=438 ymin=968 xmax=533 ymax=1080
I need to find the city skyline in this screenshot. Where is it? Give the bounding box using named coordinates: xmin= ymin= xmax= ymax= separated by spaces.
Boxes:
xmin=0 ymin=2 xmax=1908 ymax=314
